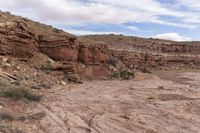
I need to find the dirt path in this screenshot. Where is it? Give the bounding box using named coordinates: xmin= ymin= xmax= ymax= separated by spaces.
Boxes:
xmin=17 ymin=71 xmax=199 ymax=133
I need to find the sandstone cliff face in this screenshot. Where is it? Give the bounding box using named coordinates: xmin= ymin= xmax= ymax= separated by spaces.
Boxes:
xmin=86 ymin=35 xmax=200 ymax=70
xmin=111 ymin=50 xmax=200 ymax=70
xmin=85 ymin=34 xmax=200 ymax=55
xmin=0 ymin=12 xmax=109 ymax=63
xmin=0 ymin=21 xmax=37 ymax=57
xmin=37 ymin=35 xmax=78 ymax=61
xmin=0 ymin=11 xmax=200 ymax=80
xmin=131 ymin=42 xmax=200 ymax=55
xmin=0 ymin=12 xmax=110 ymax=79
xmin=78 ymin=43 xmax=109 ymax=65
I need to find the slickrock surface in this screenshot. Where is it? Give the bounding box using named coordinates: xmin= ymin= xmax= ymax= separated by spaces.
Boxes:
xmin=1 ymin=71 xmax=200 ymax=133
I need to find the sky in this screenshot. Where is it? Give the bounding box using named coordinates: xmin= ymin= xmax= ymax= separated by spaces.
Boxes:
xmin=0 ymin=0 xmax=200 ymax=41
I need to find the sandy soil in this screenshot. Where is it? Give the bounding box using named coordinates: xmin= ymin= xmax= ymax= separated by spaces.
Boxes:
xmin=1 ymin=71 xmax=200 ymax=133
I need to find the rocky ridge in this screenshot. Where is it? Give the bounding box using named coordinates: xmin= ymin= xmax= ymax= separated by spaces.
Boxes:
xmin=85 ymin=35 xmax=200 ymax=70
xmin=0 ymin=12 xmax=110 ymax=81
xmin=0 ymin=11 xmax=200 ymax=81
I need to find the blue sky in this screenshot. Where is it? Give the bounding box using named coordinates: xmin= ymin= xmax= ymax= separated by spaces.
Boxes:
xmin=0 ymin=0 xmax=200 ymax=41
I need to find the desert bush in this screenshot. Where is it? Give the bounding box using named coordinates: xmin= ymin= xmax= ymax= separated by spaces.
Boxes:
xmin=39 ymin=64 xmax=54 ymax=73
xmin=113 ymin=72 xmax=120 ymax=79
xmin=29 ymin=111 xmax=46 ymax=120
xmin=0 ymin=78 xmax=10 ymax=89
xmin=0 ymin=78 xmax=42 ymax=102
xmin=2 ymin=87 xmax=42 ymax=101
xmin=120 ymin=70 xmax=135 ymax=80
xmin=113 ymin=70 xmax=135 ymax=80
xmin=141 ymin=67 xmax=152 ymax=73
xmin=0 ymin=112 xmax=14 ymax=121
xmin=0 ymin=125 xmax=24 ymax=133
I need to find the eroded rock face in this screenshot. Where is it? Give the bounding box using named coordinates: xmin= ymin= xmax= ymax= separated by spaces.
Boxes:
xmin=78 ymin=43 xmax=109 ymax=65
xmin=0 ymin=21 xmax=37 ymax=58
xmin=38 ymin=35 xmax=79 ymax=61
xmin=85 ymin=35 xmax=200 ymax=70
xmin=0 ymin=12 xmax=111 ymax=79
xmin=85 ymin=34 xmax=200 ymax=55
xmin=1 ymin=11 xmax=200 ymax=80
xmin=111 ymin=50 xmax=200 ymax=70
xmin=136 ymin=42 xmax=200 ymax=54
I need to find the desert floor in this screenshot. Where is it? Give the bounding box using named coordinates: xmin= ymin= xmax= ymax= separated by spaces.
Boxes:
xmin=1 ymin=70 xmax=200 ymax=133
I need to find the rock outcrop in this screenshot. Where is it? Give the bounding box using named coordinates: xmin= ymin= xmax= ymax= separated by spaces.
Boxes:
xmin=111 ymin=50 xmax=200 ymax=70
xmin=85 ymin=35 xmax=200 ymax=70
xmin=85 ymin=34 xmax=200 ymax=55
xmin=78 ymin=42 xmax=109 ymax=65
xmin=0 ymin=21 xmax=37 ymax=57
xmin=38 ymin=34 xmax=78 ymax=62
xmin=0 ymin=11 xmax=200 ymax=80
xmin=0 ymin=12 xmax=110 ymax=80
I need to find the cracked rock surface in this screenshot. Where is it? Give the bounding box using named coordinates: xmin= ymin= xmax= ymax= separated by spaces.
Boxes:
xmin=11 ymin=71 xmax=199 ymax=133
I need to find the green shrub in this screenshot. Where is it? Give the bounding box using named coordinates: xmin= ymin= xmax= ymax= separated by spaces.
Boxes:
xmin=2 ymin=87 xmax=42 ymax=101
xmin=0 ymin=125 xmax=24 ymax=133
xmin=40 ymin=64 xmax=53 ymax=73
xmin=0 ymin=77 xmax=42 ymax=102
xmin=0 ymin=112 xmax=14 ymax=121
xmin=113 ymin=72 xmax=120 ymax=79
xmin=141 ymin=67 xmax=152 ymax=73
xmin=29 ymin=112 xmax=46 ymax=120
xmin=0 ymin=78 xmax=10 ymax=89
xmin=120 ymin=70 xmax=135 ymax=80
xmin=113 ymin=70 xmax=135 ymax=80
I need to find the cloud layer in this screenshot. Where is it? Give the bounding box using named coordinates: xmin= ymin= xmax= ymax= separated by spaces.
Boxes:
xmin=0 ymin=0 xmax=199 ymax=41
xmin=154 ymin=33 xmax=192 ymax=41
xmin=1 ymin=0 xmax=200 ymax=27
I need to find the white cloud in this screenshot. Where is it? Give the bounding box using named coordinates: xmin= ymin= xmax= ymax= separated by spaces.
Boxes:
xmin=0 ymin=0 xmax=199 ymax=29
xmin=177 ymin=0 xmax=200 ymax=10
xmin=127 ymin=26 xmax=139 ymax=31
xmin=153 ymin=33 xmax=192 ymax=41
xmin=63 ymin=29 xmax=125 ymax=35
